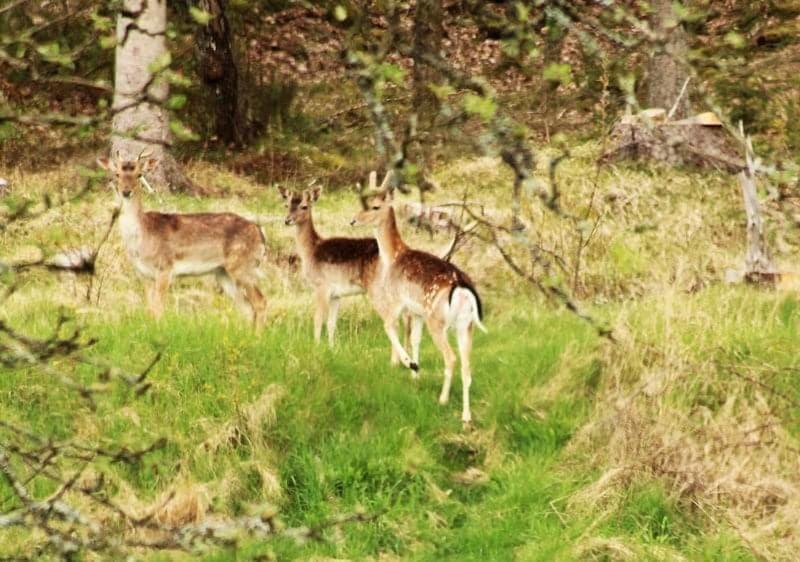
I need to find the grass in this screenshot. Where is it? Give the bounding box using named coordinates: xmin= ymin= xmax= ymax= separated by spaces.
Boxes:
xmin=2 ymin=143 xmax=800 ymax=560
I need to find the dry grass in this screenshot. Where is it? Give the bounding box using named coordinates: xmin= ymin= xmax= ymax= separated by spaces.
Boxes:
xmin=568 ymin=287 xmax=800 ymax=560
xmin=4 ymin=144 xmax=800 ymax=559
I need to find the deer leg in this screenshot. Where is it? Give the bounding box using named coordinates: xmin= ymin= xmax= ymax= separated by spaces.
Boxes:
xmin=326 ymin=296 xmax=340 ymax=348
xmin=456 ymin=319 xmax=474 ymax=425
xmin=242 ymin=282 xmax=266 ymax=333
xmin=145 ymin=279 xmax=157 ymax=316
xmin=218 ymin=270 xmax=253 ymax=321
xmin=410 ymin=315 xmax=424 ymax=369
xmin=382 ymin=307 xmax=417 ymax=372
xmin=427 ymin=316 xmax=456 ymax=405
xmin=229 ymin=267 xmax=266 ymax=333
xmin=151 ymin=271 xmax=171 ymax=320
xmin=314 ymin=287 xmax=329 ymax=344
xmin=390 ymin=314 xmax=411 ymax=367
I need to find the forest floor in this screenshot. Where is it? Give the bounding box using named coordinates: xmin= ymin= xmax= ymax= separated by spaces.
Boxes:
xmin=2 ymin=144 xmax=799 ymax=561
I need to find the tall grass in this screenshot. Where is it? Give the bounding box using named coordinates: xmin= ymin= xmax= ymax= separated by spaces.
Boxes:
xmin=2 ymin=145 xmax=798 ymax=560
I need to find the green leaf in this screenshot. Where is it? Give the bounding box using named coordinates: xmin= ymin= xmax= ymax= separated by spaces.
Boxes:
xmin=429 ymin=83 xmax=455 ymax=100
xmin=166 ymin=94 xmax=187 ymax=110
xmin=376 ymin=63 xmax=405 ymax=86
xmin=542 ymin=63 xmax=572 ymax=86
xmin=147 ymin=51 xmax=172 ymax=75
xmin=169 ymin=120 xmax=199 ymax=142
xmin=725 ymin=31 xmax=746 ymax=49
xmin=99 ymin=35 xmax=116 ymax=49
xmin=671 ymin=2 xmax=706 ymax=23
xmin=36 ymin=43 xmax=74 ymax=68
xmin=334 ymin=5 xmax=347 ymax=22
xmin=90 ymin=12 xmax=113 ymax=31
xmin=164 ymin=70 xmax=192 ymax=88
xmin=189 ymin=6 xmax=213 ymax=25
xmin=463 ymin=93 xmax=496 ymax=121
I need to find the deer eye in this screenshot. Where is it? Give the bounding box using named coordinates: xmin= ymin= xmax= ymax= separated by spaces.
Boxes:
xmin=372 ymin=205 xmax=380 ymax=210
xmin=300 ymin=205 xmax=308 ymax=210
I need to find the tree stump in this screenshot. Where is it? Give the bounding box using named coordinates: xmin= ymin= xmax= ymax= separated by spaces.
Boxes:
xmin=600 ymin=110 xmax=745 ymax=173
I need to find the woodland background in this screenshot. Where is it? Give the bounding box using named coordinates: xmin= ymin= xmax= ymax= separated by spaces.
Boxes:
xmin=2 ymin=1 xmax=800 ymax=561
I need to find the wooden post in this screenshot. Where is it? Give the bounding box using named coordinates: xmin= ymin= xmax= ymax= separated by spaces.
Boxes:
xmin=738 ymin=127 xmax=776 ymax=282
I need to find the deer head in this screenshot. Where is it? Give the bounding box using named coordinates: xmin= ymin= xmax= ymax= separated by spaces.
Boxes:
xmin=97 ymin=149 xmax=157 ymax=200
xmin=351 ymin=170 xmax=394 ymax=227
xmin=279 ymin=183 xmax=321 ymax=226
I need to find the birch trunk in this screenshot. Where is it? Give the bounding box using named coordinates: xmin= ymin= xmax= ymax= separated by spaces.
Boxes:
xmin=111 ymin=0 xmax=193 ymax=192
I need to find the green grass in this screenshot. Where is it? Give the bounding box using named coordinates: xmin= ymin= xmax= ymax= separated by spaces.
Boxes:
xmin=2 ymin=288 xmax=781 ymax=561
xmin=3 ymin=148 xmax=800 ymax=560
xmin=1 ymin=300 xmax=599 ymax=558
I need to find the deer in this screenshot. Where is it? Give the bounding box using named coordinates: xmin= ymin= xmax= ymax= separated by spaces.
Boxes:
xmin=279 ymin=184 xmax=411 ymax=356
xmin=98 ymin=151 xmax=267 ymax=330
xmin=350 ymin=171 xmax=487 ymax=425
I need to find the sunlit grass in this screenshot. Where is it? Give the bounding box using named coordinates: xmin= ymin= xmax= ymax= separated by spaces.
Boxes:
xmin=3 ymin=147 xmax=799 ymax=560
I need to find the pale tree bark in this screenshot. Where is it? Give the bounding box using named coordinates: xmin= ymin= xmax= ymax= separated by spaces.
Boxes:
xmin=111 ymin=0 xmax=194 ymax=192
xmin=739 ymin=133 xmax=775 ymax=280
xmin=645 ymin=0 xmax=691 ymax=119
xmin=197 ymin=0 xmax=244 ymax=146
xmin=413 ymin=0 xmax=444 ymax=127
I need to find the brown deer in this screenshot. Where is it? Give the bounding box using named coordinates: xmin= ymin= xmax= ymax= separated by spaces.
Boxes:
xmin=279 ymin=184 xmax=411 ymax=355
xmin=98 ymin=151 xmax=267 ymax=329
xmin=350 ymin=171 xmax=486 ymax=425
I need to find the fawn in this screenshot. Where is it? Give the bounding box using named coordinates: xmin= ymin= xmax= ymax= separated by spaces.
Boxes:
xmin=350 ymin=171 xmax=486 ymax=424
xmin=98 ymin=151 xmax=266 ymax=329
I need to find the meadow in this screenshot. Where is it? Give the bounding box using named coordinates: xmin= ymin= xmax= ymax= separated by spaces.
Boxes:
xmin=2 ymin=143 xmax=798 ymax=561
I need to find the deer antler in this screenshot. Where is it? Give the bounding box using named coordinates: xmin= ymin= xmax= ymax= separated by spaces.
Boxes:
xmin=137 ymin=148 xmax=153 ymax=161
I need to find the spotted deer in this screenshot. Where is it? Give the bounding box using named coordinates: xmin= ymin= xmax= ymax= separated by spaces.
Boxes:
xmin=98 ymin=151 xmax=267 ymax=329
xmin=350 ymin=171 xmax=486 ymax=425
xmin=279 ymin=185 xmax=411 ymax=355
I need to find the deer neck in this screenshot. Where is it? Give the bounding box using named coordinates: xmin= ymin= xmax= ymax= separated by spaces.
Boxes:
xmin=295 ymin=214 xmax=320 ymax=260
xmin=375 ymin=208 xmax=406 ymax=267
xmin=118 ymin=195 xmax=145 ymax=249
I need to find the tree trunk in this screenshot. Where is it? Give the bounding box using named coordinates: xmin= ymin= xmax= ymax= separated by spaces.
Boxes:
xmin=196 ymin=0 xmax=243 ymax=146
xmin=111 ymin=0 xmax=194 ymax=192
xmin=645 ymin=0 xmax=690 ymax=119
xmin=413 ymin=0 xmax=444 ymax=127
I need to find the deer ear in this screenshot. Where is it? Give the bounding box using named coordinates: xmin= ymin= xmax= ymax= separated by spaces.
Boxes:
xmin=97 ymin=157 xmax=112 ymax=171
xmin=277 ymin=186 xmax=290 ymax=200
xmin=141 ymin=158 xmax=158 ymax=173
